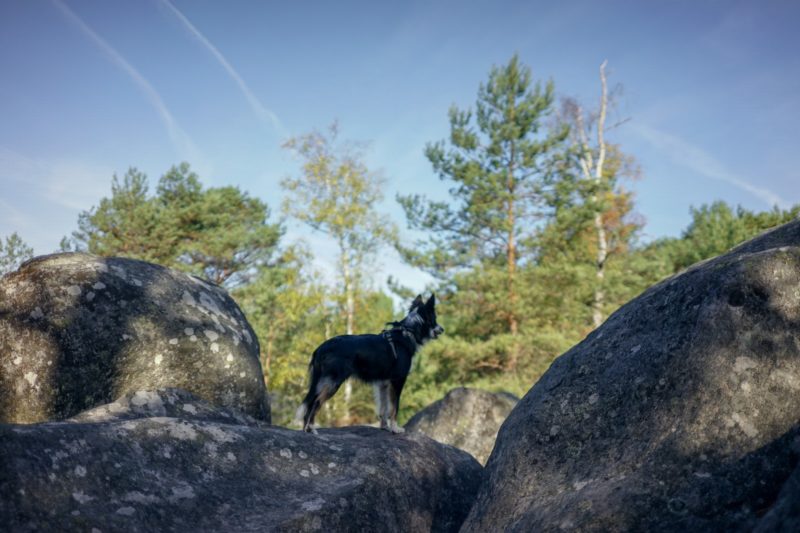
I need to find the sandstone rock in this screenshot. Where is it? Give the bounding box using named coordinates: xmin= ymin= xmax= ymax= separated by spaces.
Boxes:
xmin=0 ymin=389 xmax=482 ymax=532
xmin=463 ymin=220 xmax=800 ymax=531
xmin=0 ymin=253 xmax=268 ymax=423
xmin=405 ymin=387 xmax=517 ymax=465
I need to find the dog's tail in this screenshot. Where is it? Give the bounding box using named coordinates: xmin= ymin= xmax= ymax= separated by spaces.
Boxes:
xmin=293 ymin=348 xmax=321 ymax=426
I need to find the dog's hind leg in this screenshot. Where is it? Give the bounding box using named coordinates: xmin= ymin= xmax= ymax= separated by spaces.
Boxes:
xmin=296 ymin=364 xmax=321 ymax=429
xmin=387 ymin=377 xmax=407 ymax=434
xmin=303 ymin=377 xmax=340 ymax=434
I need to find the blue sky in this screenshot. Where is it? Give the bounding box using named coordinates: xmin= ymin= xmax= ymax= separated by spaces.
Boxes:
xmin=1 ymin=0 xmax=798 ymax=292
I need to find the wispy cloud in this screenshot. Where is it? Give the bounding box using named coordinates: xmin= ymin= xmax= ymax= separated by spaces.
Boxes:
xmin=52 ymin=0 xmax=201 ymax=162
xmin=0 ymin=148 xmax=111 ymax=212
xmin=0 ymin=196 xmax=30 ymax=230
xmin=0 ymin=148 xmax=114 ymax=254
xmin=157 ymin=0 xmax=287 ymax=136
xmin=631 ymin=122 xmax=786 ymax=208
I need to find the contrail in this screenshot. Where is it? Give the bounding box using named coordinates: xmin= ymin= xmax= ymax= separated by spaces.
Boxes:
xmin=157 ymin=0 xmax=287 ymax=136
xmin=632 ymin=123 xmax=786 ymax=209
xmin=52 ymin=0 xmax=201 ymax=162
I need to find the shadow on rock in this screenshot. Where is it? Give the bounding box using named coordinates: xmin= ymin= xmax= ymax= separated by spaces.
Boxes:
xmin=0 ymin=253 xmax=268 ymax=424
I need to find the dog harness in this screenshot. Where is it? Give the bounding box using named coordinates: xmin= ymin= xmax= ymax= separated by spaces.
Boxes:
xmin=382 ymin=327 xmax=416 ymax=359
xmin=382 ymin=329 xmax=399 ymax=358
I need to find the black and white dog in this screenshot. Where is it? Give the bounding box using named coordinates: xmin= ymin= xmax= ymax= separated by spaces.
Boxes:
xmin=296 ymin=294 xmax=444 ymax=434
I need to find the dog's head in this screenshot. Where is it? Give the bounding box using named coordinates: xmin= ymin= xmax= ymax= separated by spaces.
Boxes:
xmin=407 ymin=293 xmax=444 ymax=343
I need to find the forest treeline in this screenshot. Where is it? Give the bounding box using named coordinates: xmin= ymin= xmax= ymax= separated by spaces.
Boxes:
xmin=3 ymin=56 xmax=797 ymax=425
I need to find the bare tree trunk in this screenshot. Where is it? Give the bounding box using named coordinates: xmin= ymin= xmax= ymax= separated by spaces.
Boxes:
xmin=591 ymin=60 xmax=609 ymax=329
xmin=592 ymin=212 xmax=607 ymax=328
xmin=263 ymin=325 xmax=274 ymax=388
xmin=507 ymin=200 xmax=518 ymax=336
xmin=574 ymin=61 xmax=610 ymax=329
xmin=340 ymin=241 xmax=354 ymax=423
xmin=507 ymin=148 xmax=519 ymax=337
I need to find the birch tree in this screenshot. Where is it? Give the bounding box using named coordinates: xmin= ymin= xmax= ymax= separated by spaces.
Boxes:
xmin=281 ymin=122 xmax=395 ymax=420
xmin=560 ymin=61 xmax=638 ymax=328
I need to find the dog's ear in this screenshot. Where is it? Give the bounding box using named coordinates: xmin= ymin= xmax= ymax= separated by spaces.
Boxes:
xmin=425 ymin=293 xmax=436 ymax=309
xmin=410 ymin=294 xmax=423 ymax=311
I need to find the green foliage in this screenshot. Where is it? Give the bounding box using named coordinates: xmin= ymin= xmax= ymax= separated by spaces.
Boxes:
xmin=233 ymin=245 xmax=331 ymax=426
xmin=534 ymin=186 xmax=642 ymax=325
xmin=0 ymin=232 xmax=34 ymax=275
xmin=388 ymin=60 xmax=800 ymax=425
xmin=66 ymin=163 xmax=282 ymax=287
xmin=680 ymin=201 xmax=799 ymax=264
xmin=680 ymin=201 xmax=755 ymax=266
xmin=641 ymin=201 xmax=800 ymax=275
xmin=400 ymin=327 xmax=576 ymax=422
xmin=177 ymin=184 xmax=282 ymax=286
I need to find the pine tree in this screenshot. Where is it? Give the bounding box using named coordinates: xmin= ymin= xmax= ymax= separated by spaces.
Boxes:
xmin=398 ymin=54 xmax=568 ymax=335
xmin=65 ymin=163 xmax=282 ymax=287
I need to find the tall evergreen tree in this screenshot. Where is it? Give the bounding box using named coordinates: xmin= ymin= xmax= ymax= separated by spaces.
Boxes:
xmin=398 ymin=54 xmax=568 ymax=335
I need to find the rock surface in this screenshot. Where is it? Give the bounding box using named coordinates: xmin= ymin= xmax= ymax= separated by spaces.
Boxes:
xmin=0 ymin=389 xmax=482 ymax=532
xmin=0 ymin=253 xmax=269 ymax=424
xmin=462 ymin=220 xmax=800 ymax=531
xmin=755 ymin=461 xmax=800 ymax=533
xmin=405 ymin=387 xmax=517 ymax=465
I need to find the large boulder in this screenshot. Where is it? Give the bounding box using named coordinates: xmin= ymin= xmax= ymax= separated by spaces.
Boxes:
xmin=0 ymin=388 xmax=482 ymax=532
xmin=0 ymin=253 xmax=269 ymax=423
xmin=405 ymin=387 xmax=517 ymax=465
xmin=463 ymin=220 xmax=800 ymax=531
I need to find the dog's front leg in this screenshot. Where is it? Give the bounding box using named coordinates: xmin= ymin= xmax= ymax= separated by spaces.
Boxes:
xmin=388 ymin=379 xmax=406 ymax=434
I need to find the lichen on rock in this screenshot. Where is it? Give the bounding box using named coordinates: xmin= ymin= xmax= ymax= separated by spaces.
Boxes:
xmin=0 ymin=389 xmax=481 ymax=532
